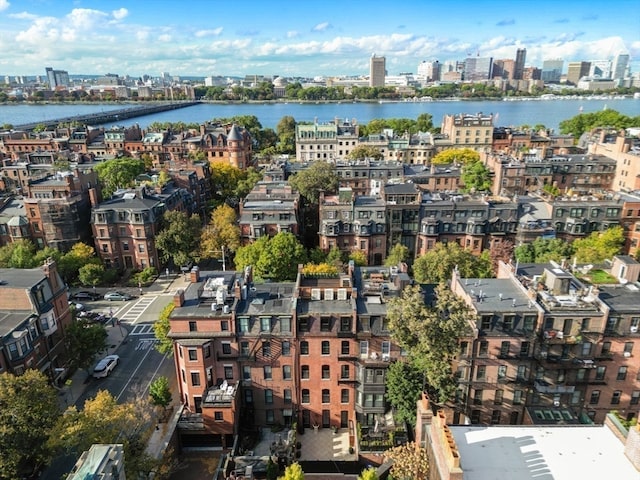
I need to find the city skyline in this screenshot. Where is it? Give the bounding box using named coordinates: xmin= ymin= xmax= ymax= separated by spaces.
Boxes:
xmin=0 ymin=0 xmax=638 ymax=78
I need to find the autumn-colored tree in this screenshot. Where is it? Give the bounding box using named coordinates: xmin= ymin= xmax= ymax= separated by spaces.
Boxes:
xmin=154 ymin=303 xmax=176 ymax=355
xmin=280 ymin=462 xmax=304 ymax=480
xmin=384 ymin=442 xmax=429 ymax=480
xmin=573 ymin=226 xmax=625 ymax=263
xmin=358 ymin=467 xmax=379 ymax=480
xmin=0 ymin=370 xmax=60 ymax=479
xmin=200 ymin=204 xmax=240 ymax=260
xmin=489 ymin=239 xmax=514 ymax=274
xmin=349 ymin=250 xmax=368 ymax=266
xmin=149 ymin=376 xmax=173 ymax=412
xmin=413 ymin=242 xmax=492 ymax=284
xmin=301 ymin=262 xmax=339 ymax=277
xmin=384 ymin=243 xmax=410 ymax=267
xmin=431 ymin=148 xmax=480 ymax=165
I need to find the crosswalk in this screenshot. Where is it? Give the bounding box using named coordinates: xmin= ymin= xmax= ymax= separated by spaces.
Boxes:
xmin=135 ymin=338 xmax=158 ymax=351
xmin=129 ymin=323 xmax=155 ymax=336
xmin=118 ymin=295 xmax=157 ymax=323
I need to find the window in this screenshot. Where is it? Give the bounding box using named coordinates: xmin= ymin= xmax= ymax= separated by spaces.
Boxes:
xmin=481 ymin=315 xmax=492 ymax=330
xmin=221 ymin=320 xmax=229 ymax=331
xmin=519 ymin=341 xmax=530 ymax=357
xmin=189 ymin=321 xmax=197 ymax=332
xmin=222 ymin=343 xmax=231 ymax=355
xmin=479 ymin=341 xmax=489 ymax=356
xmin=582 ymin=342 xmax=592 ymax=356
xmin=341 ymin=365 xmax=350 ymax=379
xmin=204 ymin=344 xmax=212 ymax=358
xmin=138 ymin=244 xmax=145 ymax=252
xmin=242 ymin=366 xmax=251 ymax=380
xmin=321 ymin=341 xmax=330 ymax=355
xmin=300 ymin=341 xmax=309 ymax=355
xmin=322 ymin=389 xmax=330 ymax=403
xmin=260 ymin=317 xmax=271 ymax=332
xmin=321 ymin=316 xmax=331 ymax=331
xmin=497 ymin=365 xmax=507 ymax=380
xmin=283 ymin=365 xmax=292 ymax=380
xmin=191 ymin=372 xmax=201 ymax=386
xmin=282 ymin=341 xmax=290 ymax=356
xmin=341 ymin=389 xmax=349 ymax=403
xmin=240 ymin=342 xmax=249 ymax=357
xmin=595 ymin=366 xmax=606 ymax=381
xmin=624 ymin=342 xmax=634 ymax=354
xmin=513 ymin=390 xmax=523 ymax=405
xmin=500 ymin=341 xmax=510 ymax=357
xmin=265 ymin=389 xmax=273 ymax=404
xmin=360 ymin=341 xmax=369 ymax=356
xmin=476 ymin=365 xmax=486 ymax=380
xmin=460 ymin=341 xmax=468 ymax=357
xmin=494 ymin=389 xmax=504 ymax=405
xmin=503 ymin=315 xmax=514 ymax=331
xmin=262 ymin=341 xmax=271 ymax=357
xmin=224 ymin=366 xmax=233 ymax=379
xmin=263 ymin=366 xmax=272 ymax=380
xmin=589 ymin=390 xmax=600 ymax=405
xmin=340 ymin=317 xmax=351 ymax=332
xmin=301 ymin=365 xmax=309 ymax=379
xmin=617 ymin=366 xmax=627 ymax=381
xmin=284 ymin=389 xmax=292 ymax=404
xmin=298 ymin=317 xmax=309 ymax=332
xmin=611 ymin=390 xmax=621 ymax=405
xmin=322 ymin=365 xmax=330 ymax=379
xmin=341 ymin=341 xmax=350 ymax=355
xmin=381 ymin=341 xmax=390 ymax=356
xmin=266 ymin=410 xmax=274 ymax=424
xmin=302 ymin=389 xmax=310 ymax=403
xmin=473 ymin=389 xmax=483 ymax=405
xmin=631 ymin=391 xmax=640 ymax=406
xmin=491 ymin=410 xmax=501 ymax=425
xmin=601 ymin=342 xmax=611 ymax=355
xmin=214 ymin=411 xmax=223 ymax=421
xmin=280 ymin=317 xmax=291 ymax=333
xmin=188 ymin=349 xmax=197 ymax=361
xmin=239 ymin=318 xmax=249 ymax=333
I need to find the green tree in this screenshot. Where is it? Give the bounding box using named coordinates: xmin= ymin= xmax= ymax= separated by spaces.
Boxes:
xmin=384 ymin=243 xmax=410 ymax=267
xmin=276 ymin=115 xmax=297 ymax=154
xmin=413 ymin=242 xmax=492 ymax=284
xmin=200 ymin=204 xmax=241 ymax=261
xmin=0 ymin=370 xmax=60 ymax=479
xmin=0 ymin=239 xmax=38 ymax=268
xmin=383 ymin=442 xmax=429 ymax=480
xmin=358 ymin=467 xmax=379 ymax=480
xmin=234 ymin=236 xmax=269 ymax=275
xmin=149 ymin=376 xmax=172 ymax=412
xmin=58 ymin=242 xmax=99 ymax=283
xmin=431 ymin=148 xmax=480 ymax=165
xmin=347 ymin=145 xmax=383 ymax=160
xmin=234 ymin=167 xmax=263 ymax=199
xmin=78 ymin=262 xmax=106 ymax=287
xmin=280 ymin=462 xmax=304 ymax=480
xmin=385 ymin=360 xmax=424 ymax=426
xmin=155 ymin=210 xmax=202 ymax=268
xmin=153 ymin=303 xmax=175 ymax=355
xmin=64 ymin=319 xmax=108 ymax=375
xmin=288 ymin=161 xmax=339 ymax=204
xmin=255 ymin=232 xmax=307 ymax=281
xmin=387 ymin=284 xmax=474 ymax=403
xmin=461 ymin=160 xmax=492 ymax=192
xmin=514 ymin=237 xmax=574 ymax=264
xmin=94 ymin=158 xmax=146 ymax=198
xmin=573 ymin=225 xmax=625 ymax=263
xmin=559 ymin=109 xmax=639 ymax=137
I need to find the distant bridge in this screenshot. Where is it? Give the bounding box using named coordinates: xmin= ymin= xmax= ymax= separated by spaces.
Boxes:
xmin=13 ymin=101 xmax=200 ymax=131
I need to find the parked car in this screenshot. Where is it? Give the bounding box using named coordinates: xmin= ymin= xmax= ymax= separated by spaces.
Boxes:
xmin=92 ymin=354 xmax=119 ymax=378
xmin=68 ymin=301 xmax=86 ymax=312
xmin=70 ymin=291 xmax=102 ymax=301
xmin=104 ymin=291 xmax=133 ymax=301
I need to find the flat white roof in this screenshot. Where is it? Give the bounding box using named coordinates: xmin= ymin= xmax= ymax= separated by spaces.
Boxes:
xmin=450 ymin=425 xmax=639 ymax=480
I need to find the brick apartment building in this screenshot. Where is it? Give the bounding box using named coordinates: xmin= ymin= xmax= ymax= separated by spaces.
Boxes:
xmin=0 ymin=258 xmax=73 ymax=383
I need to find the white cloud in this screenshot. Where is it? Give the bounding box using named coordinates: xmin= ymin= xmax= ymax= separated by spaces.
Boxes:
xmin=287 ymin=30 xmax=299 ymax=39
xmin=312 ymin=22 xmax=331 ymax=32
xmin=112 ymin=8 xmax=128 ymax=21
xmin=0 ymin=0 xmax=9 ymax=12
xmin=8 ymin=11 xmax=37 ymax=20
xmin=66 ymin=8 xmax=109 ymax=29
xmin=158 ymin=34 xmax=172 ymax=42
xmin=195 ymin=27 xmax=223 ymax=38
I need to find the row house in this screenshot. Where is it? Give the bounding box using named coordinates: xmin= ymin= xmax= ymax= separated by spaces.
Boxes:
xmin=405 ymin=164 xmax=462 ymax=194
xmin=90 ymin=185 xmax=193 ymax=271
xmin=551 ymin=194 xmax=622 ymax=242
xmin=103 ymin=124 xmax=144 ymax=157
xmin=440 ymin=113 xmax=494 ymax=151
xmin=169 ymin=162 xmax=213 ymax=219
xmin=616 ymin=191 xmax=640 ymax=258
xmin=585 ymin=128 xmax=640 ymax=193
xmin=334 ymin=160 xmax=404 ymax=197
xmin=0 ymin=196 xmax=30 ymax=246
xmin=295 ymin=118 xmax=359 ymax=162
xmin=417 ymin=193 xmax=519 ymax=256
xmin=318 ymin=189 xmax=387 ymax=265
xmin=238 ymin=181 xmax=300 ymax=244
xmin=0 ymin=258 xmax=73 ymax=384
xmin=486 ymin=153 xmax=616 ymax=197
xmin=491 ymin=127 xmax=575 ymax=158
xmin=23 ymin=168 xmax=98 ymax=251
xmin=383 ymin=183 xmax=422 ymax=255
xmin=166 ymin=262 xmax=405 ymax=449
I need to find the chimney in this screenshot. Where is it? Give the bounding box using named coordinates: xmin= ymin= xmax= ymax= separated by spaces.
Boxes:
xmin=173 ymin=289 xmax=185 ymax=307
xmin=88 ymin=187 xmax=99 ymax=207
xmin=234 ymin=279 xmax=241 ymax=298
xmin=190 ymin=266 xmax=200 ymax=283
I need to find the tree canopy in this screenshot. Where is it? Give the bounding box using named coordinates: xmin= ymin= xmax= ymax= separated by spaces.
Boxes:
xmin=149 ymin=376 xmax=172 ymax=411
xmin=153 ymin=303 xmax=175 ymax=355
xmin=413 ymin=242 xmax=492 ymax=284
xmin=573 ymin=225 xmax=625 ymax=263
xmin=385 ymin=360 xmax=424 ymax=426
xmin=155 ymin=210 xmax=202 ymax=268
xmin=431 ymin=148 xmax=480 ymax=165
xmin=94 ymin=157 xmax=146 ymax=198
xmin=0 ymin=370 xmax=60 ymax=479
xmin=559 ymin=109 xmax=640 ymax=137
xmin=288 ymin=161 xmax=339 ymax=204
xmin=235 ymin=232 xmax=307 ymax=281
xmin=514 ymin=237 xmax=575 ymax=264
xmin=200 ymin=204 xmax=241 ymax=260
xmin=347 ymin=145 xmax=384 ymax=160
xmin=384 ymin=243 xmax=410 ymax=267
xmin=64 ymin=319 xmax=108 ymax=374
xmin=387 ymin=284 xmax=475 ymax=403
xmin=461 ymin=160 xmax=492 ymax=192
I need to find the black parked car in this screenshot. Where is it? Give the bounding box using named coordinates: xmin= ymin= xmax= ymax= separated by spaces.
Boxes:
xmin=70 ymin=291 xmax=102 ymax=301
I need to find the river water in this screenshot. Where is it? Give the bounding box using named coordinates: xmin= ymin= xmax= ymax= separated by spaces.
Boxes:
xmin=1 ymin=97 xmax=639 ymax=133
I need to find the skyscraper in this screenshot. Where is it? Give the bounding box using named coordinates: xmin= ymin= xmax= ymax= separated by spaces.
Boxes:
xmin=514 ymin=48 xmax=526 ymax=80
xmin=464 ymin=56 xmax=493 ymax=81
xmin=369 ymin=54 xmax=386 ymax=87
xmin=566 ymin=61 xmax=591 ymax=85
xmin=612 ymin=53 xmax=630 ymax=80
xmin=45 ymin=67 xmax=69 ymax=88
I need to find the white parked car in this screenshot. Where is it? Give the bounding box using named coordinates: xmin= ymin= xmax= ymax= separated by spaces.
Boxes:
xmin=92 ymin=354 xmax=120 ymax=378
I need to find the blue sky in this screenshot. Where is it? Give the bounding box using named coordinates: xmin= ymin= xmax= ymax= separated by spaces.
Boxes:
xmin=0 ymin=0 xmax=638 ymax=78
